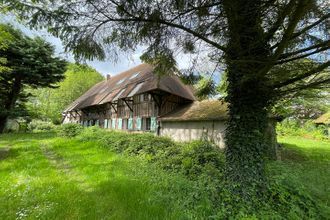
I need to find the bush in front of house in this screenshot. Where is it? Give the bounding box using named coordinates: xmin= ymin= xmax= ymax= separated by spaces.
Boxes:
xmin=75 ymin=126 xmax=324 ymax=219
xmin=77 ymin=126 xmax=224 ymax=179
xmin=28 ymin=120 xmax=55 ymax=132
xmin=57 ymin=123 xmax=83 ymax=138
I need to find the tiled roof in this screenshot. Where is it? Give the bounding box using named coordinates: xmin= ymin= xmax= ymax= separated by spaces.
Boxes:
xmin=159 ymin=100 xmax=228 ymax=121
xmin=314 ymin=112 xmax=330 ymax=125
xmin=64 ymin=63 xmax=196 ymax=112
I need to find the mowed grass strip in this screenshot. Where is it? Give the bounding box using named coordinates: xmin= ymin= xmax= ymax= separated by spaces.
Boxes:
xmin=0 ymin=133 xmax=186 ymax=220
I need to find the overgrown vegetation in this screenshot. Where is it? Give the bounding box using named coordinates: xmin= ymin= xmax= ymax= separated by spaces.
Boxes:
xmin=27 ymin=63 xmax=104 ymax=124
xmin=57 ymin=123 xmax=83 ymax=138
xmin=74 ymin=127 xmax=328 ymax=218
xmin=0 ymin=130 xmax=329 ymax=218
xmin=27 ymin=120 xmax=55 ymax=133
xmin=4 ymin=0 xmax=330 ymax=198
xmin=277 ymin=119 xmax=329 ymax=140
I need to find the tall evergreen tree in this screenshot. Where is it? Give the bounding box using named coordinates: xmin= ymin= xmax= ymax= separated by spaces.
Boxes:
xmin=0 ymin=24 xmax=66 ymax=133
xmin=2 ymin=0 xmax=329 ymax=196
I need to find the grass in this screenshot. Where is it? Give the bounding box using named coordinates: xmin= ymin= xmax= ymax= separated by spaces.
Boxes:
xmin=0 ymin=132 xmax=194 ymax=219
xmin=0 ymin=132 xmax=329 ymax=219
xmin=271 ymin=136 xmax=330 ymax=216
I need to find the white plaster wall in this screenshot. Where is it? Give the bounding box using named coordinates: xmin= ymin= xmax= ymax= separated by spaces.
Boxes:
xmin=160 ymin=120 xmax=227 ymax=148
xmin=62 ymin=115 xmax=80 ymax=124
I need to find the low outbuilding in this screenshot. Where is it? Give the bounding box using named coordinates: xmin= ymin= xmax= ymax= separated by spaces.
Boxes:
xmin=314 ymin=112 xmax=330 ymax=137
xmin=159 ymin=100 xmax=228 ymax=148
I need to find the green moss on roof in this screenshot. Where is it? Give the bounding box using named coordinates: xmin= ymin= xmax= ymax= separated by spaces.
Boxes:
xmin=314 ymin=112 xmax=330 ymax=125
xmin=160 ymin=100 xmax=228 ymax=121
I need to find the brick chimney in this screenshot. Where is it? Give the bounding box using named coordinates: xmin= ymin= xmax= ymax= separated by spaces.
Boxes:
xmin=106 ymin=74 xmax=111 ymax=81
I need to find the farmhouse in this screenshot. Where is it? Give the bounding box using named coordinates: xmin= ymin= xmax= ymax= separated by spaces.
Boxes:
xmin=314 ymin=112 xmax=330 ymax=137
xmin=62 ymin=63 xmax=228 ymax=147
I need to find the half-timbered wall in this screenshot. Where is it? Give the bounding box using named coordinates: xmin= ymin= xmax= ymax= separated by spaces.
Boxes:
xmin=64 ymin=91 xmax=192 ymax=132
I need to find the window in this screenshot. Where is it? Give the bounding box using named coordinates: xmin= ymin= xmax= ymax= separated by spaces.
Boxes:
xmin=113 ymin=88 xmax=126 ymax=101
xmin=116 ymin=77 xmax=127 ymax=85
xmin=128 ymin=82 xmax=144 ymax=97
xmin=144 ymin=94 xmax=151 ymax=101
xmin=129 ymin=71 xmax=140 ymax=79
xmin=145 ymin=117 xmax=151 ymax=131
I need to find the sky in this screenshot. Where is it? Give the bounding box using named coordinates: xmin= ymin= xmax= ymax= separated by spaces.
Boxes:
xmin=0 ymin=15 xmax=195 ymax=77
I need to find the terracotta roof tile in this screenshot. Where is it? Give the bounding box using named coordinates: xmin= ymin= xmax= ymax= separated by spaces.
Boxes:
xmin=64 ymin=63 xmax=196 ymax=112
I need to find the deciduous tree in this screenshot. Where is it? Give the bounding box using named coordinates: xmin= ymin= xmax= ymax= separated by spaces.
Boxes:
xmin=27 ymin=63 xmax=104 ymax=124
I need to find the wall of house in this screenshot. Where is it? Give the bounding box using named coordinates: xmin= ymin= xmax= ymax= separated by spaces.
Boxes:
xmin=63 ymin=92 xmax=189 ymax=132
xmin=160 ymin=120 xmax=227 ymax=148
xmin=62 ymin=111 xmax=81 ymax=124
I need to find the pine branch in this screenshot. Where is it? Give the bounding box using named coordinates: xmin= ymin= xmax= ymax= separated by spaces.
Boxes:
xmin=276 ymin=46 xmax=330 ymax=65
xmin=279 ymin=40 xmax=330 ymax=59
xmin=273 ymin=60 xmax=330 ymax=89
xmin=265 ymin=0 xmax=296 ymax=41
xmin=291 ymin=13 xmax=330 ymax=40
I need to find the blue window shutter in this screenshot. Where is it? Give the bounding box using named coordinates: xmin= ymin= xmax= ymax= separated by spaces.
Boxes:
xmin=128 ymin=118 xmax=133 ymax=130
xmin=112 ymin=119 xmax=116 ymax=129
xmin=136 ymin=117 xmax=141 ymax=130
xmin=150 ymin=117 xmax=157 ymax=131
xmin=118 ymin=118 xmax=122 ymax=129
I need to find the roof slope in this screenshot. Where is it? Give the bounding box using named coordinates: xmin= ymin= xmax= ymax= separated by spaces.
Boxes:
xmin=159 ymin=100 xmax=228 ymax=121
xmin=314 ymin=112 xmax=330 ymax=125
xmin=64 ymin=63 xmax=195 ymax=112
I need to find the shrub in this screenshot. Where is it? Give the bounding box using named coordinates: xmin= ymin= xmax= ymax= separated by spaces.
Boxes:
xmin=57 ymin=123 xmax=83 ymax=137
xmin=277 ymin=119 xmax=328 ymax=140
xmin=28 ymin=120 xmax=55 ymax=132
xmin=78 ymin=129 xmax=224 ymax=179
xmin=74 ymin=129 xmax=325 ymax=219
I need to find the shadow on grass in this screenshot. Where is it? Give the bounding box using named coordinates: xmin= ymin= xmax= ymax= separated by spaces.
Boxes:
xmin=279 ymin=143 xmax=308 ymax=162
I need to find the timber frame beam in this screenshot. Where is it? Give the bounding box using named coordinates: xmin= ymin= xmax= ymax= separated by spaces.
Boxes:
xmin=123 ymin=99 xmax=133 ymax=112
xmin=110 ymin=103 xmax=117 ymax=113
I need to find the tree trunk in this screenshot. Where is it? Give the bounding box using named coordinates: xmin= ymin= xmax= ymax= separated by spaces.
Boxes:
xmin=0 ymin=116 xmax=8 ymax=133
xmin=225 ymin=76 xmax=270 ymax=193
xmin=265 ymin=119 xmax=278 ymax=160
xmin=0 ymin=75 xmax=22 ymax=134
xmin=223 ymin=0 xmax=273 ymax=196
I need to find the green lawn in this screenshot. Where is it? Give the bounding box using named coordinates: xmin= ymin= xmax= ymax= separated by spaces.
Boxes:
xmin=0 ymin=132 xmax=329 ymax=219
xmin=0 ymin=133 xmax=192 ymax=219
xmin=274 ymin=136 xmax=330 ymax=215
